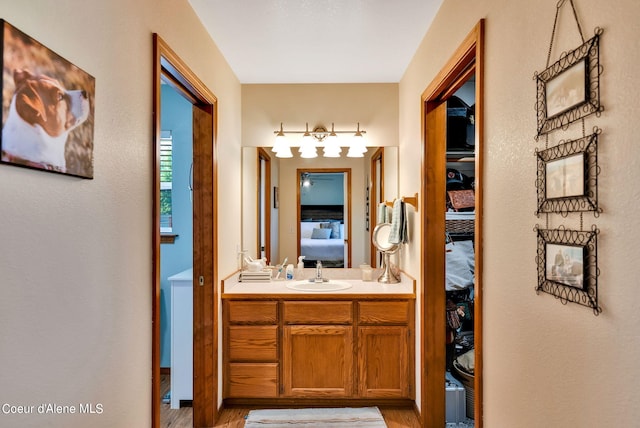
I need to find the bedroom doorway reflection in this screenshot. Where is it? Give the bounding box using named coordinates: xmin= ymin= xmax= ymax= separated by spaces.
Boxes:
xmin=297 ymin=169 xmax=352 ymax=268
xmin=257 ymin=148 xmax=272 ymax=264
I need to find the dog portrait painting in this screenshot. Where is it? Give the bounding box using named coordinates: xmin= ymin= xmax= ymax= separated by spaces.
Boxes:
xmin=1 ymin=20 xmax=95 ymax=178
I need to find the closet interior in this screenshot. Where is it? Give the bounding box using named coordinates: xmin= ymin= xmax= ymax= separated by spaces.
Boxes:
xmin=444 ymin=76 xmax=476 ymax=425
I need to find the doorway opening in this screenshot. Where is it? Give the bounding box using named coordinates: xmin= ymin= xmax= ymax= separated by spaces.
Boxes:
xmin=420 ymin=20 xmax=484 ymax=428
xmin=257 ymin=148 xmax=272 ymax=263
xmin=152 ymin=34 xmax=218 ymax=428
xmin=159 ymin=82 xmax=194 ymax=425
xmin=296 ymin=168 xmax=352 ymax=268
xmin=369 ymin=148 xmax=384 ymax=267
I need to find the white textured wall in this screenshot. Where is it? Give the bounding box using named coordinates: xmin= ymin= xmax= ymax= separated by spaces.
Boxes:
xmin=241 ymin=83 xmax=399 ymax=148
xmin=0 ymin=0 xmax=241 ymax=427
xmin=400 ymin=0 xmax=640 ymax=426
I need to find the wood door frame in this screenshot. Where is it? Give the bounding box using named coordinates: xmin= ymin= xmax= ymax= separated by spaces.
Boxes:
xmin=420 ymin=20 xmax=484 ymax=427
xmin=296 ymin=168 xmax=352 ymax=268
xmin=257 ymin=147 xmax=272 ymax=264
xmin=369 ymin=148 xmax=384 ymax=268
xmin=152 ymin=34 xmax=219 ymax=427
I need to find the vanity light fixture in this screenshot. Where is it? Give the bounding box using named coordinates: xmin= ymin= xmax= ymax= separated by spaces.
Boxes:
xmin=272 ymin=124 xmax=293 ymax=157
xmin=272 ymin=122 xmax=367 ymax=158
xmin=346 ymin=123 xmax=367 ymax=158
xmin=323 ymin=142 xmax=342 ymax=157
xmin=299 ymin=123 xmax=318 ymax=158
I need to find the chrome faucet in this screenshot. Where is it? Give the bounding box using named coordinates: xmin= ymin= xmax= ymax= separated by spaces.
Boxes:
xmin=315 ymin=260 xmax=323 ymax=283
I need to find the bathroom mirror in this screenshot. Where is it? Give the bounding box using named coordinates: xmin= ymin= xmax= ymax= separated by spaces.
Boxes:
xmin=241 ymin=146 xmax=398 ymax=267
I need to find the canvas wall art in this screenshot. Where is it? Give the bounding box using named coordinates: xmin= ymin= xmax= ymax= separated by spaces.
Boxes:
xmin=1 ymin=20 xmax=95 ymax=178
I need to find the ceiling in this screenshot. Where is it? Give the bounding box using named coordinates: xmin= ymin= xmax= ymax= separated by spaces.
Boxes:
xmin=188 ymin=0 xmax=444 ymax=84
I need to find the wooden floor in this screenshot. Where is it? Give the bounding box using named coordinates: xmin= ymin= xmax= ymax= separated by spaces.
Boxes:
xmin=161 ymin=375 xmax=421 ymax=427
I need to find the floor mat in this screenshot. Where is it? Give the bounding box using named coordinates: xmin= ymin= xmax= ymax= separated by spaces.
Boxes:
xmin=244 ymin=407 xmax=387 ymax=427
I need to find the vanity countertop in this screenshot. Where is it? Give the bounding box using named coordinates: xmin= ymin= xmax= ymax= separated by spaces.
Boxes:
xmin=222 ymin=268 xmax=415 ymax=297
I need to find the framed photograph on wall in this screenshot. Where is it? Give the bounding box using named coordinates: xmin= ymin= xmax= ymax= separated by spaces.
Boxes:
xmin=0 ymin=20 xmax=95 ymax=178
xmin=545 ymin=243 xmax=584 ymax=289
xmin=535 ymin=225 xmax=601 ymax=314
xmin=545 ymin=153 xmax=584 ymax=199
xmin=534 ymin=28 xmax=603 ymax=138
xmin=544 ymin=59 xmax=587 ymax=119
xmin=535 ymin=129 xmax=600 ymax=216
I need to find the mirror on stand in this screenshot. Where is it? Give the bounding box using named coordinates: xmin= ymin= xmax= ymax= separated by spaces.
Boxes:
xmin=372 ymin=222 xmax=400 ymax=283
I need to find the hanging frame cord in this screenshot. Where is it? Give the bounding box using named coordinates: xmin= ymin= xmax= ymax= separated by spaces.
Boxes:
xmin=546 ymin=0 xmax=586 ymax=68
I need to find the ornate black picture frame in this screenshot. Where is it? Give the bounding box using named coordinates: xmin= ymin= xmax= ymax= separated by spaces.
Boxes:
xmin=535 ymin=225 xmax=601 ymax=315
xmin=534 ymin=28 xmax=603 ymax=138
xmin=535 ymin=128 xmax=601 ymax=216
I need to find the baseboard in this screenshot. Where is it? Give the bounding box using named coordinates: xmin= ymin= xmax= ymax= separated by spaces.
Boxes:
xmin=160 ymin=367 xmax=170 ymax=375
xmin=412 ymin=401 xmax=421 ymax=421
xmin=223 ymin=397 xmax=415 ymax=408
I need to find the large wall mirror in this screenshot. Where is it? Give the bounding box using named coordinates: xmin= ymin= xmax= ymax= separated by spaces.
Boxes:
xmin=241 ymin=146 xmax=398 ymax=269
xmin=297 ymin=169 xmax=351 ymax=268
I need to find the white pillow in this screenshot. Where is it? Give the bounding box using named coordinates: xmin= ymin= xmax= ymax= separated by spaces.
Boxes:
xmin=300 ymin=222 xmax=320 ymax=238
xmin=311 ymin=228 xmax=332 ymax=239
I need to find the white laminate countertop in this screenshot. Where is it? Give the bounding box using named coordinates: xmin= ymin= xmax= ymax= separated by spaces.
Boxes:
xmin=222 ymin=268 xmax=415 ymax=296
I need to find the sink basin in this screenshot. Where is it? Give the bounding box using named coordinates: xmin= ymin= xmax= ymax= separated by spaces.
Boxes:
xmin=286 ymin=280 xmax=353 ymax=292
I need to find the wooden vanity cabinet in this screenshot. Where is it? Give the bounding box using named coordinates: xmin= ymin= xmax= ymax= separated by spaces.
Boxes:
xmin=224 ymin=300 xmax=279 ymax=398
xmin=223 ymin=298 xmax=414 ymax=402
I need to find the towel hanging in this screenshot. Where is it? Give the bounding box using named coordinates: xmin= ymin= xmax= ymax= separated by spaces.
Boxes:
xmin=388 ymin=199 xmax=407 ymax=244
xmin=377 ymin=202 xmax=392 ymax=224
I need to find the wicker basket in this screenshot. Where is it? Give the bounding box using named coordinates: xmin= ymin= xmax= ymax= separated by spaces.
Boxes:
xmin=452 ymin=361 xmax=474 ymax=419
xmin=446 ymin=219 xmax=475 ymax=235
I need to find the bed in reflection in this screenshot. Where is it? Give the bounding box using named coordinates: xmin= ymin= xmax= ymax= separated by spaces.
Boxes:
xmin=299 ymin=204 xmax=345 ymax=267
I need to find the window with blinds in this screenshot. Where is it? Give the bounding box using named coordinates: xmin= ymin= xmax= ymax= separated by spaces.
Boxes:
xmin=160 ymin=130 xmax=173 ymax=233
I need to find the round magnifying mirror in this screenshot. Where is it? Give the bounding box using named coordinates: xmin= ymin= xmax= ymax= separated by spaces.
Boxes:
xmin=372 ymin=223 xmax=399 ymax=253
xmin=371 ymin=223 xmax=401 ymax=284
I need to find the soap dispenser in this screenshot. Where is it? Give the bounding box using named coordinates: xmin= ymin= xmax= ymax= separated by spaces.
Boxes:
xmin=285 ymin=263 xmax=294 ymax=280
xmin=296 ymin=256 xmax=305 ymax=279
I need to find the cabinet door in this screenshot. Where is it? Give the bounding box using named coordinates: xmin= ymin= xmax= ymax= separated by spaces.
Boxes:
xmin=282 ymin=325 xmax=354 ymax=397
xmin=358 ymin=326 xmax=410 ymax=398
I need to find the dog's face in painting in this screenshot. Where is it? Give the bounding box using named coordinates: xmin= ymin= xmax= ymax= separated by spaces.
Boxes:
xmin=1 ymin=69 xmax=90 ymax=172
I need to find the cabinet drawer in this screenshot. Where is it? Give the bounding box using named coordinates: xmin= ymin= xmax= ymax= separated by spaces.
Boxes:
xmin=283 ymin=301 xmax=352 ymax=324
xmin=228 ymin=326 xmax=278 ymax=361
xmin=227 ymin=300 xmax=278 ymax=324
xmin=358 ymin=301 xmax=411 ymax=324
xmin=227 ymin=363 xmax=278 ymax=398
